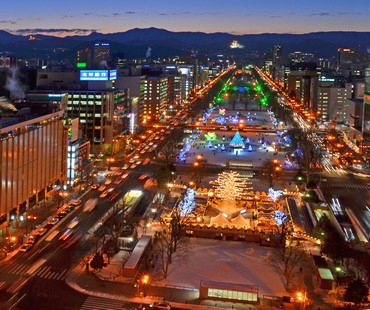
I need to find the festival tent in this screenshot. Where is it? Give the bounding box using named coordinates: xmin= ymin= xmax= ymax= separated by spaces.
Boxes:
xmin=231 ymin=214 xmax=251 ymax=229
xmin=210 ymin=213 xmax=230 ymax=226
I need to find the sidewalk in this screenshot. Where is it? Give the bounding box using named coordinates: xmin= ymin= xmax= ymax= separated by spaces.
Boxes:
xmin=66 ymin=261 xmax=290 ymax=310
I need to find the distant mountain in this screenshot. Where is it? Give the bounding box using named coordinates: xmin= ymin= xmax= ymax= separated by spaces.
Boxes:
xmin=0 ymin=28 xmax=369 ymax=60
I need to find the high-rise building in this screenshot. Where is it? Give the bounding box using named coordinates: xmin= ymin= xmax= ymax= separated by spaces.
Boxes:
xmin=317 ymin=76 xmax=352 ymax=122
xmin=287 ymin=62 xmax=318 ymax=111
xmin=66 ymin=88 xmax=128 ymax=153
xmin=94 ymin=43 xmax=111 ymax=67
xmin=76 ymin=48 xmax=91 ymax=68
xmin=272 ymin=45 xmax=282 ymax=64
xmin=362 ymin=68 xmax=370 ymax=160
xmin=142 ymin=76 xmax=169 ymax=124
xmin=338 ymin=48 xmax=368 ymax=66
xmin=0 ymin=107 xmax=66 ymax=231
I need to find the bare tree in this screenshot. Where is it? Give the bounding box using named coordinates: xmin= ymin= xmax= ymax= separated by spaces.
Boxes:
xmin=287 ymin=128 xmax=324 ymax=181
xmin=265 ymin=240 xmax=308 ymax=291
xmin=154 ymin=196 xmax=192 ymax=279
xmin=261 ymin=158 xmax=283 ymax=187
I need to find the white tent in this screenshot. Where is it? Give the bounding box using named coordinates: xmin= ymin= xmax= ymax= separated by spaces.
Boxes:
xmin=231 ymin=214 xmax=251 ymax=228
xmin=210 ymin=213 xmax=230 ymax=226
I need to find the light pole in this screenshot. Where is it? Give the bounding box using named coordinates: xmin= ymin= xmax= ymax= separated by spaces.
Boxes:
xmin=107 ymin=157 xmax=114 ymax=171
xmin=141 ymin=274 xmax=150 ymax=297
xmin=296 ymin=291 xmax=307 ymax=310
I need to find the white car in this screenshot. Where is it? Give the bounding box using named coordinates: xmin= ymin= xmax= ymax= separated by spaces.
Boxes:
xmin=20 ymin=243 xmax=33 ymax=252
xmin=70 ymin=199 xmax=82 ymax=206
xmin=47 ymin=217 xmax=59 ymax=226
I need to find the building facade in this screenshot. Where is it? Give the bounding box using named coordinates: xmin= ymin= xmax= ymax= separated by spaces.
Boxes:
xmin=66 ymin=89 xmax=129 ymax=153
xmin=317 ymin=76 xmax=352 ymax=123
xmin=141 ymin=76 xmax=169 ymax=124
xmin=0 ymin=111 xmax=66 ymax=232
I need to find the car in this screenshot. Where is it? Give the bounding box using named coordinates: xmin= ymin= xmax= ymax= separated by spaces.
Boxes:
xmin=142 ymin=158 xmax=150 ymax=165
xmin=107 ymin=187 xmax=114 ymax=193
xmin=114 ymin=178 xmax=123 ymax=185
xmin=47 ymin=217 xmax=59 ymax=226
xmin=65 ymin=205 xmax=75 ymax=213
xmin=100 ymin=190 xmax=109 ymax=198
xmin=149 ymin=301 xmax=171 ymax=309
xmin=59 ymin=228 xmax=75 ymax=241
xmin=70 ymin=199 xmax=82 ymax=206
xmin=26 ymin=235 xmax=37 ymax=244
xmin=56 ymin=210 xmax=68 ymax=219
xmin=121 ymin=173 xmax=129 ymax=179
xmin=108 ymin=191 xmax=119 ymax=202
xmin=20 ymin=243 xmax=33 ymax=253
xmin=130 ymin=164 xmax=137 ymax=169
xmin=35 ymin=227 xmax=48 ymax=237
xmin=121 ymin=165 xmax=129 ymax=170
xmin=138 ymin=174 xmax=148 ymax=180
xmin=67 ymin=216 xmax=80 ymax=229
xmin=98 ymin=185 xmax=106 ymax=192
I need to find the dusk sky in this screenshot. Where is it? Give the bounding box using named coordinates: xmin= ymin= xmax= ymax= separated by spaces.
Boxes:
xmin=1 ymin=0 xmax=369 ymax=37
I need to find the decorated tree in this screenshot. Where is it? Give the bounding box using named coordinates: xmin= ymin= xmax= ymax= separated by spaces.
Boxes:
xmin=210 ymin=171 xmax=252 ymax=216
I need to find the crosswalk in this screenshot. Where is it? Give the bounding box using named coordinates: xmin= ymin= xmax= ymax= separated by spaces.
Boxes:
xmin=1 ymin=263 xmax=69 ymax=281
xmin=80 ymin=296 xmax=127 ymax=310
xmin=322 ymin=163 xmax=346 ymax=175
xmin=321 ymin=183 xmax=370 ymax=190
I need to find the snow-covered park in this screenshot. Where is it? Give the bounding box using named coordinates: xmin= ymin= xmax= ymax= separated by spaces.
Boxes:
xmin=157 ymin=238 xmax=289 ymax=298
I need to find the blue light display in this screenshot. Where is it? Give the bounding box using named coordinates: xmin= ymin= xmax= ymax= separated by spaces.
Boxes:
xmin=109 ymin=70 xmax=117 ymax=80
xmin=80 ymin=69 xmax=117 ymax=81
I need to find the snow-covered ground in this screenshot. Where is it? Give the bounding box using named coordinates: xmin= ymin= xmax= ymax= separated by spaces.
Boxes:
xmin=157 ymin=238 xmax=289 ymax=298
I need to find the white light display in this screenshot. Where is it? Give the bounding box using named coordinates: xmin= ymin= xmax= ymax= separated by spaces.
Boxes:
xmin=268 ymin=187 xmax=284 ymax=202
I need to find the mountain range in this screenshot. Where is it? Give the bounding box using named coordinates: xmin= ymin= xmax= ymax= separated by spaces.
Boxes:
xmin=0 ymin=27 xmax=369 ymax=60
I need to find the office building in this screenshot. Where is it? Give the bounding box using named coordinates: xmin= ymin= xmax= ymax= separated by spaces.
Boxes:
xmin=76 ymin=48 xmax=91 ymax=69
xmin=94 ymin=43 xmax=111 ymax=67
xmin=317 ymin=76 xmax=352 ymax=122
xmin=287 ymin=62 xmax=318 ymax=111
xmin=0 ymin=104 xmax=66 ymax=232
xmin=272 ymin=45 xmax=282 ymax=64
xmin=142 ymin=75 xmax=169 ymax=124
xmin=362 ymin=68 xmax=370 ymax=160
xmin=66 ymin=88 xmax=128 ymax=153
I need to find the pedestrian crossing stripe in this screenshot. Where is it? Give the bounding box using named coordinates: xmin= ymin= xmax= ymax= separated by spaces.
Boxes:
xmin=80 ymin=296 xmax=125 ymax=310
xmin=321 ymin=183 xmax=370 ymax=189
xmin=1 ymin=263 xmax=68 ymax=280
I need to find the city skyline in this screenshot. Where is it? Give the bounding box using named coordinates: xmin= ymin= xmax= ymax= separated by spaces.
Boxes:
xmin=1 ymin=0 xmax=369 ymax=38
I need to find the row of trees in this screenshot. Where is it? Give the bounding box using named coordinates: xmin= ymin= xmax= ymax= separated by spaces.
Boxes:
xmin=315 ymin=215 xmax=370 ymax=307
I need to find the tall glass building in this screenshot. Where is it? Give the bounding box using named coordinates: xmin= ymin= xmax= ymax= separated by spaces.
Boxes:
xmin=362 ymin=68 xmax=370 ymax=160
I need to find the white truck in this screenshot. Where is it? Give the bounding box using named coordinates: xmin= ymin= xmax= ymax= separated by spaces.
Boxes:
xmin=83 ymin=198 xmax=97 ymax=212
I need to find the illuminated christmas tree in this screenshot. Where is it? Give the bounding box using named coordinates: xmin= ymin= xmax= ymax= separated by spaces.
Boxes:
xmin=229 ymin=131 xmax=245 ymax=148
xmin=210 ymin=171 xmax=249 ymax=216
xmin=178 ymin=188 xmax=195 ymax=217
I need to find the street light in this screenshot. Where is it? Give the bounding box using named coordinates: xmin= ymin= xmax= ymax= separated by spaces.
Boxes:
xmin=141 ymin=274 xmax=150 ymax=297
xmin=296 ymin=291 xmax=307 ymax=310
xmin=107 ymin=157 xmax=115 ymax=170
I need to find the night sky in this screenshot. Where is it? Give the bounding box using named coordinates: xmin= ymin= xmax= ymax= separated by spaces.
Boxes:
xmin=1 ymin=0 xmax=369 ymax=37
